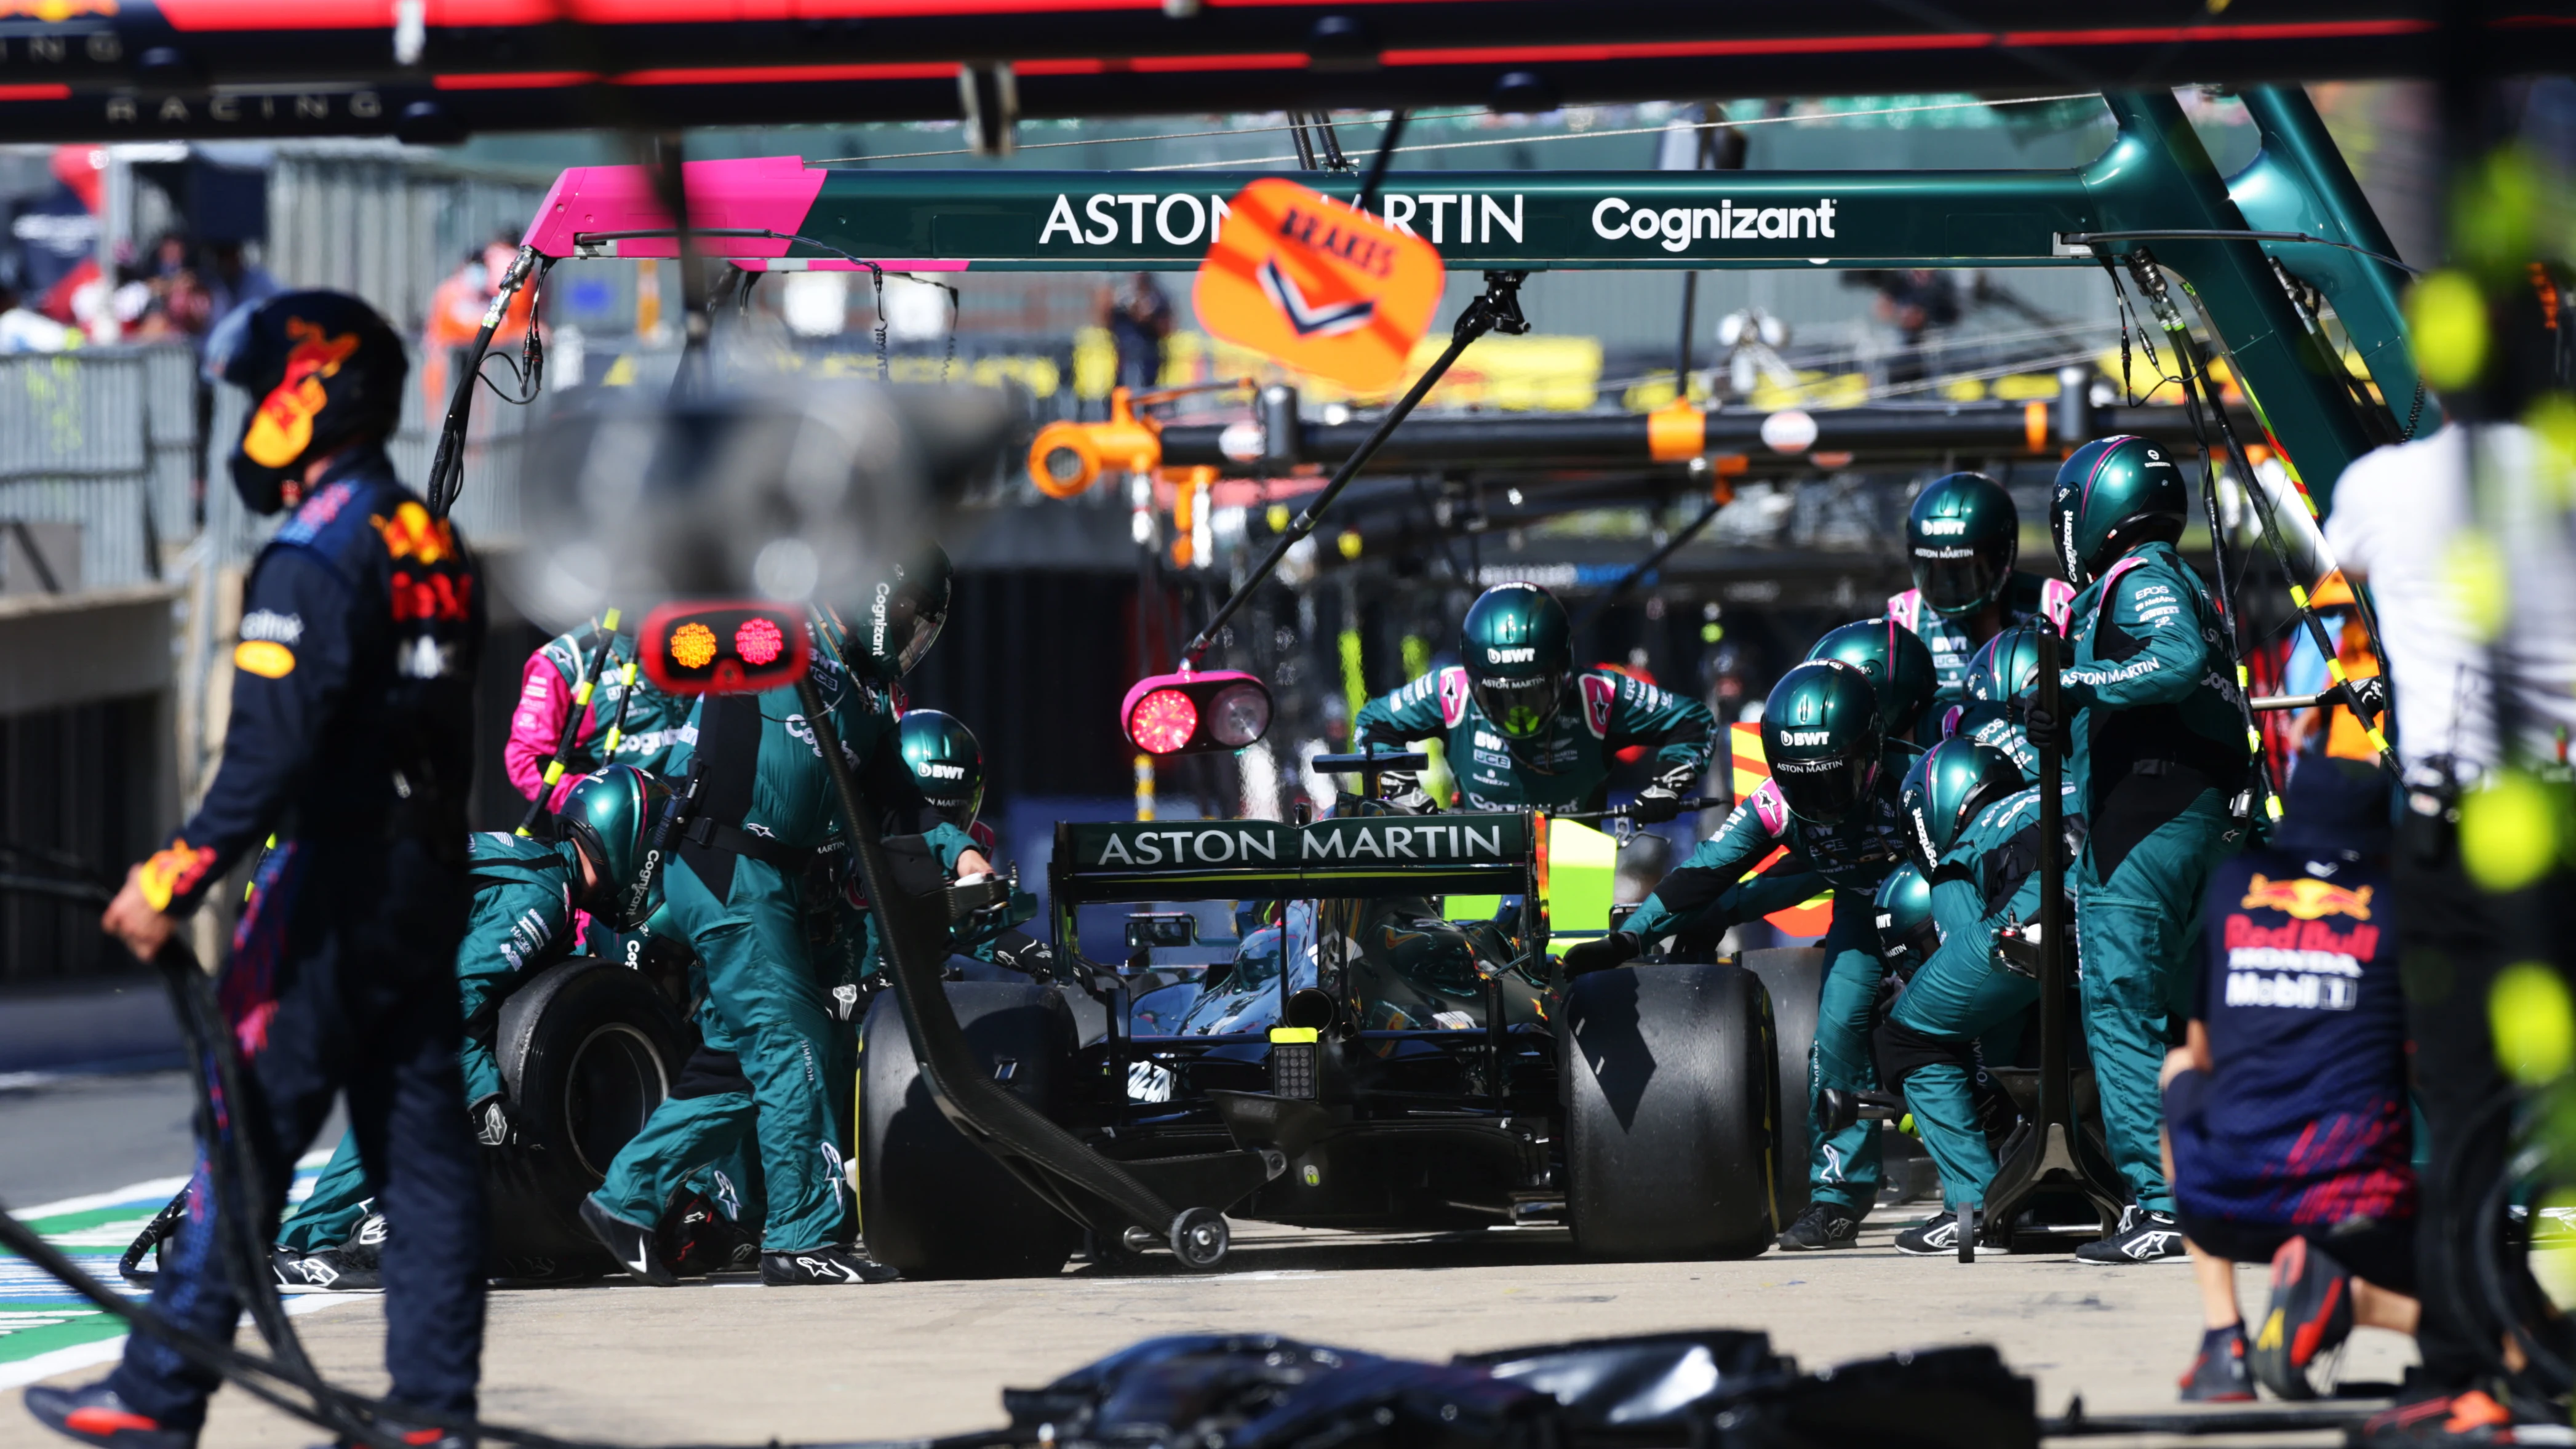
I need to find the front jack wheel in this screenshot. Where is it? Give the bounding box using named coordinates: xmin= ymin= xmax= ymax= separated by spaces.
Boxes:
xmin=1169 ymin=1208 xmax=1229 ymax=1271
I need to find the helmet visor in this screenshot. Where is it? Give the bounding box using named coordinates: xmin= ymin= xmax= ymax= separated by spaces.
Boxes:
xmin=1771 ymin=750 xmax=1876 ymax=824
xmin=1470 ymin=673 xmax=1563 ymax=740
xmin=927 ymin=783 xmax=983 ymax=832
xmin=894 ymin=601 xmax=947 ymax=676
xmin=1912 ymin=538 xmax=2013 ymax=617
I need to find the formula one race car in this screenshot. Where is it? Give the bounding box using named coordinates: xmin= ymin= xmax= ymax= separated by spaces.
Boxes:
xmin=858 ymin=804 xmax=1798 ymax=1278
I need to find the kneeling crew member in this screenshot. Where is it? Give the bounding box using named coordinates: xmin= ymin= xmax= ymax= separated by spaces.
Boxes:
xmin=1945 ymin=626 xmax=2049 ymax=784
xmin=1354 ymin=582 xmax=1715 ymax=818
xmin=1876 ymin=740 xmax=2064 ymax=1256
xmin=1564 ymin=661 xmax=1913 ymax=1251
xmin=1887 ymin=471 xmax=2075 ymax=721
xmin=2031 ymin=435 xmax=2255 ymax=1266
xmin=33 ymin=293 xmax=487 ymax=1449
xmin=274 ymin=766 xmax=667 ymax=1288
xmin=1807 ymin=617 xmax=1939 ymax=744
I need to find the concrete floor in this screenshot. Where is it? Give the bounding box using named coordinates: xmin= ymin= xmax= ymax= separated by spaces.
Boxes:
xmin=10 ymin=1218 xmax=2416 ymax=1449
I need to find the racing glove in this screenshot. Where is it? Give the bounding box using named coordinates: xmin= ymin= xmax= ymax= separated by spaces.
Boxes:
xmin=470 ymin=1093 xmax=519 ymax=1149
xmin=1560 ymin=930 xmax=1640 ymax=978
xmin=2021 ymin=697 xmax=2072 ymax=760
xmin=1378 ymin=769 xmax=1438 ymax=815
xmin=1629 ymin=786 xmax=1685 ymax=825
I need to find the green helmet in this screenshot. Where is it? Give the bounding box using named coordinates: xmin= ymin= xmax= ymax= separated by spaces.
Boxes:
xmin=896 ymin=709 xmax=983 ymax=829
xmin=1873 ymin=862 xmax=1938 ymax=976
xmin=1760 ymin=660 xmax=1885 ymax=825
xmin=1907 ymin=471 xmax=2019 ymax=617
xmin=1963 ymin=623 xmax=2049 ymax=706
xmin=560 ymin=764 xmax=671 ymax=928
xmin=2051 ymin=436 xmax=2188 ymax=587
xmin=852 ymin=540 xmax=954 ymax=682
xmin=1899 ymin=738 xmax=2022 ymax=868
xmin=1461 ymin=582 xmax=1573 ymax=740
xmin=1806 ymin=618 xmax=1936 ymax=739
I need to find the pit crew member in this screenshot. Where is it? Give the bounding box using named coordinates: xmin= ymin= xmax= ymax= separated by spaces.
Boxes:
xmin=1354 ymin=582 xmax=1716 ymax=819
xmin=32 ymin=293 xmax=487 ymax=1449
xmin=1886 ymin=471 xmax=2076 ymax=713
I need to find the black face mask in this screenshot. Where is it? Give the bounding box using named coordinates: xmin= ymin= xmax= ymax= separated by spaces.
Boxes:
xmin=1913 ymin=536 xmax=2013 ymax=617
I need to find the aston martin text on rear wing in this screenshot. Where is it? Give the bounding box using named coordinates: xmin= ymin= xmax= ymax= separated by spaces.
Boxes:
xmin=1051 ymin=814 xmax=1537 ymax=903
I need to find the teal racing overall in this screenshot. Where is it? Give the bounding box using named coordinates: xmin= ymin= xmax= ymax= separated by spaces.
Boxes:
xmin=587 ymin=650 xmax=896 ymax=1254
xmin=1878 ymin=784 xmax=2066 ymax=1210
xmin=2060 ymin=540 xmax=2250 ymax=1212
xmin=1887 ymin=572 xmax=2076 ymax=716
xmin=1354 ymin=665 xmax=1715 ymax=811
xmin=1619 ymin=750 xmax=1916 ymax=1213
xmin=279 ymin=832 xmax=584 ymax=1255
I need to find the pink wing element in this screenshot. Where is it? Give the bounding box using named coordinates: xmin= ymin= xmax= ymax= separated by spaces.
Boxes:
xmin=521 ymin=155 xmax=828 ymax=261
xmin=1579 ymin=674 xmax=1616 ymax=738
xmin=1886 ymin=588 xmax=1922 ymax=633
xmin=1942 ymin=705 xmax=1964 ymax=739
xmin=1750 ymin=778 xmax=1792 ymax=837
xmin=1437 ymin=667 xmax=1472 ymax=728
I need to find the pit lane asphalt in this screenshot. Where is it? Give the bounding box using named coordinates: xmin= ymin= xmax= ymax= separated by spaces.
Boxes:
xmin=9 ymin=1218 xmax=2418 ymax=1449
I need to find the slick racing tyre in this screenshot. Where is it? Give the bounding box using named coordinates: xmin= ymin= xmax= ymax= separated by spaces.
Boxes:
xmin=1740 ymin=948 xmax=1827 ymax=1224
xmin=1562 ymin=962 xmax=1776 ymax=1259
xmin=485 ymin=958 xmax=689 ymax=1269
xmin=861 ymin=982 xmax=1082 ymax=1279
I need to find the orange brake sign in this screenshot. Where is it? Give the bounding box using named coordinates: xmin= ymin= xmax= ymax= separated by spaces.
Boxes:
xmin=1194 ymin=178 xmax=1445 ymax=393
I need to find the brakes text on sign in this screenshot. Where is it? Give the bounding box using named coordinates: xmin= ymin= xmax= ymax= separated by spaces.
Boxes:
xmin=1194 ymin=177 xmax=1445 ymax=394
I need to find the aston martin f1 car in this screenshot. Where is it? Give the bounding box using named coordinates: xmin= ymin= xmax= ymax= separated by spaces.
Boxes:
xmin=858 ymin=805 xmax=1793 ymax=1277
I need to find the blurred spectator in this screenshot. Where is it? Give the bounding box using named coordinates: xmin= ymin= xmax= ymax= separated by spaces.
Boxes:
xmin=202 ymin=240 xmax=279 ymax=330
xmin=1865 ymin=269 xmax=1959 ymax=387
xmin=422 ymin=247 xmax=493 ymax=411
xmin=0 ymin=282 xmax=75 ymax=353
xmin=1099 ymin=271 xmax=1173 ymax=394
xmin=2279 ymin=573 xmax=2385 ymax=769
xmin=2164 ymin=752 xmax=2413 ymax=1402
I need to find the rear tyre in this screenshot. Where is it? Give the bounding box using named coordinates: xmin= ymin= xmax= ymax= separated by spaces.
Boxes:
xmin=860 ymin=982 xmax=1081 ymax=1279
xmin=1563 ymin=962 xmax=1776 ymax=1259
xmin=1741 ymin=948 xmax=1827 ymax=1223
xmin=487 ymin=959 xmax=689 ymax=1270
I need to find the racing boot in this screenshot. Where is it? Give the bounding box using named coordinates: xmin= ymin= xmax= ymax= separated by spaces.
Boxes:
xmin=1892 ymin=1211 xmax=1961 ymax=1257
xmin=1777 ymin=1200 xmax=1862 ymax=1251
xmin=658 ymin=1191 xmax=759 ymax=1277
xmin=2177 ymin=1323 xmax=2255 ymax=1403
xmin=578 ymin=1196 xmax=677 ymax=1287
xmin=329 ymin=1415 xmax=472 ymax=1449
xmin=270 ymin=1244 xmax=381 ymax=1293
xmin=2074 ymin=1205 xmax=2186 ymax=1264
xmin=759 ymin=1245 xmax=901 ymax=1285
xmin=23 ymin=1382 xmax=194 ymax=1449
xmin=2247 ymin=1236 xmax=2351 ymax=1400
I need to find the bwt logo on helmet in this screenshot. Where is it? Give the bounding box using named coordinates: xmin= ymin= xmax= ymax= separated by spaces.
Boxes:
xmin=1920 ymin=518 xmax=1968 ymax=536
xmin=1486 ymin=646 xmax=1537 ymax=665
xmin=1593 ymin=197 xmax=1840 ymax=253
xmin=920 ymin=762 xmax=967 ymax=780
xmin=1777 ymin=728 xmax=1833 ymax=747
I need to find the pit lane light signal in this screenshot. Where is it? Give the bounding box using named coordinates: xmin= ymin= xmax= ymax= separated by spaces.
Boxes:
xmin=1121 ymin=669 xmax=1272 ymax=757
xmin=639 ymin=602 xmax=813 ymax=695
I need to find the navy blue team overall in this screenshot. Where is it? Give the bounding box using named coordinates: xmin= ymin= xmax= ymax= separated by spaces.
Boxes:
xmin=111 ymin=450 xmax=488 ymax=1428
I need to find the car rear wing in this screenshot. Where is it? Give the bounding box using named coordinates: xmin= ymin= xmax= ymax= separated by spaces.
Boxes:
xmin=1051 ymin=813 xmax=1539 ymax=906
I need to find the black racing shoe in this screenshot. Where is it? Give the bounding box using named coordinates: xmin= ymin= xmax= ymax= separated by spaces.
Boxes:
xmin=760 ymin=1246 xmax=901 ymax=1285
xmin=578 ymin=1197 xmax=677 ymax=1287
xmin=330 ymin=1415 xmax=472 ymax=1449
xmin=1777 ymin=1201 xmax=1861 ymax=1251
xmin=2248 ymin=1235 xmax=2353 ymax=1400
xmin=24 ymin=1381 xmax=195 ymax=1449
xmin=658 ymin=1191 xmax=760 ymax=1278
xmin=1892 ymin=1211 xmax=1961 ymax=1256
xmin=2178 ymin=1323 xmax=2255 ymax=1403
xmin=2074 ymin=1205 xmax=2187 ymax=1264
xmin=270 ymin=1245 xmax=381 ymax=1293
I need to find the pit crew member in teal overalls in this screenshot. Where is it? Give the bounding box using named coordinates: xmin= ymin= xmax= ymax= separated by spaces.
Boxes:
xmin=1353 ymin=582 xmax=1715 ymax=818
xmin=273 ymin=766 xmax=668 ymax=1288
xmin=1885 ymin=471 xmax=2075 ymax=720
xmin=2027 ymin=436 xmax=2254 ymax=1266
